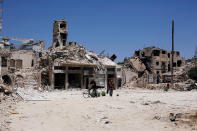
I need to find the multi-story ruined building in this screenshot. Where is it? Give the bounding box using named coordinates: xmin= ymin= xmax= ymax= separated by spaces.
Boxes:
xmin=125 ymin=46 xmax=186 ymax=83
xmin=0 ymin=38 xmax=45 ymax=87
xmin=134 ymin=46 xmax=185 ymax=76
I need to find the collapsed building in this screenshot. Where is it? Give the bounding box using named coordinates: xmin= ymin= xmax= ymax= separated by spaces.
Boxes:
xmin=0 ymin=19 xmax=120 ymax=90
xmin=0 ymin=37 xmax=44 ymax=88
xmin=125 ymin=46 xmax=186 ymax=83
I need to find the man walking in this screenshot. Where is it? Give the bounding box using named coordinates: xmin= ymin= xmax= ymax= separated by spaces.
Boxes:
xmin=108 ymin=79 xmax=115 ymax=97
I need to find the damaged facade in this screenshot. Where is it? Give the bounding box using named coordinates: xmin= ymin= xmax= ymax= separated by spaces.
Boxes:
xmin=126 ymin=46 xmax=185 ymax=83
xmin=42 ymin=19 xmax=118 ymax=89
xmin=0 ymin=19 xmax=119 ymax=90
xmin=0 ymin=37 xmax=45 ymax=88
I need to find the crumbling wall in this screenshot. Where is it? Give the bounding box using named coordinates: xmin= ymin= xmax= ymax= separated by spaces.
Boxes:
xmin=127 ymin=57 xmax=146 ymax=72
xmin=10 ymin=50 xmax=36 ymax=69
xmin=14 ymin=69 xmax=39 ymax=89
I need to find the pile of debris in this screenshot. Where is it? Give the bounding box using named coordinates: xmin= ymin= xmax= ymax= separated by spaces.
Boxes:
xmin=48 ymin=42 xmax=116 ymax=70
xmin=0 ymin=79 xmax=12 ymax=96
xmin=0 ymin=80 xmax=18 ymax=131
xmin=125 ymin=57 xmax=146 ymax=73
xmin=162 ymin=62 xmax=192 ymax=83
xmin=0 ymin=95 xmax=17 ymax=131
xmin=15 ymin=87 xmax=48 ymax=100
xmin=14 ymin=68 xmax=39 ymax=89
xmin=173 ymin=79 xmax=197 ymax=91
xmin=169 ymin=110 xmax=197 ymax=129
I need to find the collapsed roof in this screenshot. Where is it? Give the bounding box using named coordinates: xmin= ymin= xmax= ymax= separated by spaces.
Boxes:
xmin=48 ymin=42 xmax=117 ymax=69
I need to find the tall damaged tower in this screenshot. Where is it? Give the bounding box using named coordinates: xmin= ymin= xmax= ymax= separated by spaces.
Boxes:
xmin=52 ymin=19 xmax=68 ymax=49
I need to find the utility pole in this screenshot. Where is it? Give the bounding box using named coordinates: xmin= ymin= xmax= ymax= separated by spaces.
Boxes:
xmin=0 ymin=0 xmax=3 ymax=32
xmin=171 ymin=20 xmax=174 ymax=86
xmin=195 ymin=46 xmax=197 ymax=67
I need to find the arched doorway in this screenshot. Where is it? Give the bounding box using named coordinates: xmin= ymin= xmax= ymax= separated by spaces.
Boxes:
xmin=2 ymin=75 xmax=12 ymax=85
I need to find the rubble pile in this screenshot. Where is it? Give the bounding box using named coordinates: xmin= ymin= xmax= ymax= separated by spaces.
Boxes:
xmin=132 ymin=82 xmax=166 ymax=90
xmin=169 ymin=110 xmax=197 ymax=129
xmin=0 ymin=84 xmax=12 ymax=95
xmin=0 ymin=77 xmax=12 ymax=95
xmin=173 ymin=80 xmax=197 ymax=91
xmin=14 ymin=68 xmax=39 ymax=89
xmin=0 ymin=96 xmax=17 ymax=131
xmin=125 ymin=57 xmax=146 ymax=72
xmin=0 ymin=81 xmax=18 ymax=131
xmin=48 ymin=42 xmax=116 ymax=70
xmin=162 ymin=62 xmax=193 ymax=83
xmin=16 ymin=87 xmax=47 ymax=100
xmin=0 ymin=48 xmax=11 ymax=57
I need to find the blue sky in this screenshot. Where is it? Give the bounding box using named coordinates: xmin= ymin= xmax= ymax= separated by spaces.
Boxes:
xmin=1 ymin=0 xmax=197 ymax=62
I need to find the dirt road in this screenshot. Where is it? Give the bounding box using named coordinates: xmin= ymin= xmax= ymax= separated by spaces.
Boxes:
xmin=9 ymin=88 xmax=197 ymax=131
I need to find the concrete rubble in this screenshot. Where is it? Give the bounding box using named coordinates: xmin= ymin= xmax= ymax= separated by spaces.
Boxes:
xmin=168 ymin=110 xmax=197 ymax=129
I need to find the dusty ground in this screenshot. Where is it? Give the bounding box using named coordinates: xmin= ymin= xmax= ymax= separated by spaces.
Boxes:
xmin=7 ymin=88 xmax=197 ymax=131
xmin=0 ymin=94 xmax=17 ymax=131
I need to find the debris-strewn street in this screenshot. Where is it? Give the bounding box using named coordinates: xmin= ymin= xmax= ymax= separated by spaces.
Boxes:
xmin=0 ymin=94 xmax=17 ymax=131
xmin=0 ymin=1 xmax=197 ymax=131
xmin=8 ymin=88 xmax=197 ymax=131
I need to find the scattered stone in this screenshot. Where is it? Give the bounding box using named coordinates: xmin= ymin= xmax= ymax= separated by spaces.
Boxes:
xmin=142 ymin=102 xmax=149 ymax=105
xmin=175 ymin=113 xmax=183 ymax=118
xmin=153 ymin=115 xmax=161 ymax=120
xmin=105 ymin=121 xmax=112 ymax=124
xmin=169 ymin=113 xmax=176 ymax=122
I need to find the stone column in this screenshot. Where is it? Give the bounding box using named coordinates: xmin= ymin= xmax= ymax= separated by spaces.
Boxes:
xmin=115 ymin=68 xmax=117 ymax=89
xmin=80 ymin=67 xmax=84 ymax=89
xmin=65 ymin=66 xmax=68 ymax=89
xmin=105 ymin=69 xmax=107 ymax=89
xmin=51 ymin=63 xmax=55 ymax=89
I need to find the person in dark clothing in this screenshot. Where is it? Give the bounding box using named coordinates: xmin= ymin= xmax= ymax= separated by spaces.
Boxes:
xmin=89 ymin=80 xmax=97 ymax=97
xmin=167 ymin=83 xmax=170 ymax=89
xmin=108 ymin=79 xmax=115 ymax=97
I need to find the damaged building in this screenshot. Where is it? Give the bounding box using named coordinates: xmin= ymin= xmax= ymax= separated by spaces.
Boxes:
xmin=126 ymin=46 xmax=185 ymax=83
xmin=41 ymin=19 xmax=118 ymax=89
xmin=0 ymin=37 xmax=45 ymax=88
xmin=0 ymin=19 xmax=119 ymax=90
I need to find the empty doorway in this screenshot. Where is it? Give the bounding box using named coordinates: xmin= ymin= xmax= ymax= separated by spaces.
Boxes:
xmin=68 ymin=73 xmax=81 ymax=88
xmin=54 ymin=73 xmax=65 ymax=89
